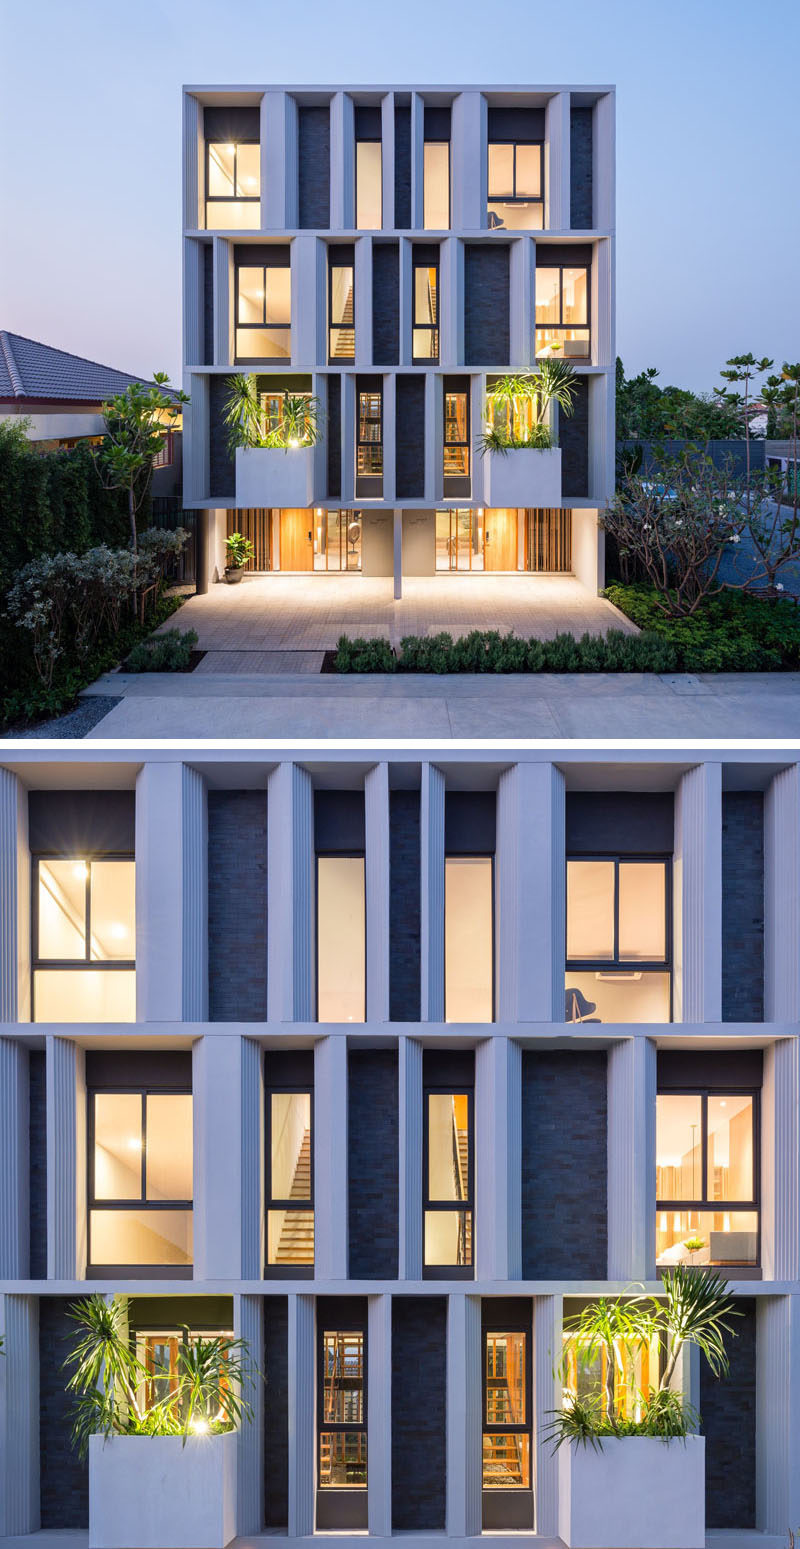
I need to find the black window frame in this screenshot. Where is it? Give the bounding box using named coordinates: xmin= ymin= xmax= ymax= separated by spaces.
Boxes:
xmin=443 ymin=383 xmax=470 ymax=484
xmin=487 ymin=141 xmax=544 ymax=226
xmin=482 ymin=1314 xmax=533 ymax=1506
xmin=412 ymin=255 xmax=440 ymax=363
xmin=565 ymin=853 xmax=673 ymax=1022
xmin=422 ymin=1080 xmax=475 ymax=1280
xmin=328 ymin=256 xmax=355 ymax=363
xmin=656 ymin=1085 xmax=761 ymax=1269
xmin=205 ymin=138 xmax=260 ymax=224
xmin=86 ymin=1083 xmax=193 ymax=1279
xmin=32 ymin=852 xmax=136 ymax=1021
xmin=233 ymin=261 xmax=292 ymax=365
xmin=534 ymin=261 xmax=591 ymax=356
xmin=264 ymin=1078 xmax=315 ymax=1279
xmin=355 ymin=385 xmax=383 ymax=490
xmin=317 ymin=1321 xmax=368 ymax=1490
xmin=315 ymin=850 xmax=367 ymax=1023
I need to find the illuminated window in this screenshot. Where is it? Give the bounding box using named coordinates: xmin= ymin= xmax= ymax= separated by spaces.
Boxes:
xmin=436 ymin=509 xmax=484 ymax=572
xmin=319 ymin=1329 xmax=367 ymax=1487
xmin=314 ymin=509 xmax=362 ymax=572
xmin=329 ymin=256 xmax=355 ymax=362
xmin=356 ymin=140 xmax=382 ymax=229
xmin=562 ymin=1322 xmax=661 ymax=1422
xmin=412 ymin=257 xmax=439 ymax=362
xmin=33 ymin=857 xmax=135 ymax=1022
xmin=565 ymin=858 xmax=671 ymax=1023
xmin=445 ymin=856 xmax=493 ymax=1021
xmin=205 ymin=140 xmax=260 ymax=230
xmin=235 ymin=263 xmax=291 ymax=361
xmin=317 ymin=855 xmax=366 ymax=1022
xmin=535 ymin=264 xmax=590 ymax=358
xmin=424 ymin=141 xmax=450 ymax=229
xmin=267 ymin=1087 xmax=314 ymax=1270
xmin=424 ymin=1087 xmax=473 ymax=1272
xmin=656 ymin=1088 xmax=758 ymax=1267
xmin=356 ymin=387 xmax=383 ymax=486
xmin=89 ymin=1088 xmax=193 ymax=1270
xmin=483 ymin=1323 xmax=532 ymax=1527
xmin=487 ymin=142 xmax=543 ymax=230
xmin=134 ymin=1324 xmax=234 ymax=1415
xmin=443 ymin=387 xmax=470 ymax=481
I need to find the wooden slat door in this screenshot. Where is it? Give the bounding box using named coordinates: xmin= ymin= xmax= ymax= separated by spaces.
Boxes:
xmin=280 ymin=508 xmax=314 ymax=571
xmin=484 ymin=507 xmax=518 ymax=571
xmin=227 ymin=509 xmax=271 ymax=571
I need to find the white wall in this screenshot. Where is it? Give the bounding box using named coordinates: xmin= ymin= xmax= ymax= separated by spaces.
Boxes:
xmin=401 ymin=509 xmax=435 ymax=574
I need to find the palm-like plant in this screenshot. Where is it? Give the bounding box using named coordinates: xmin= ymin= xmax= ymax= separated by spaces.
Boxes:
xmin=263 ymin=392 xmax=323 ymax=450
xmin=223 ymin=373 xmax=262 ymax=454
xmin=658 ymin=1265 xmax=738 ymax=1388
xmin=478 ymin=360 xmax=577 ymax=455
xmin=561 ymin=1293 xmax=659 ymax=1427
xmin=223 ymin=377 xmax=323 ymax=453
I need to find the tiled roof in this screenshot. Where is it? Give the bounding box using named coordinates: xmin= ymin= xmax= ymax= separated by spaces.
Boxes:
xmin=0 ymin=331 xmax=170 ymax=404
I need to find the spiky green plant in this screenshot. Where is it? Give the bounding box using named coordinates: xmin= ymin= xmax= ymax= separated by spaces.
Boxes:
xmin=223 ymin=373 xmax=262 ymax=454
xmin=478 ymin=360 xmax=577 ymax=456
xmin=262 ymin=393 xmax=323 ymax=449
xmin=658 ymin=1265 xmax=739 ymax=1387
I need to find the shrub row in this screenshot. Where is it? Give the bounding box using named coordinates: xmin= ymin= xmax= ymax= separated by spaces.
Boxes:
xmin=334 ymin=628 xmax=681 ymax=675
xmin=125 ymin=628 xmax=199 ymax=673
xmin=605 ymin=583 xmax=800 ymax=671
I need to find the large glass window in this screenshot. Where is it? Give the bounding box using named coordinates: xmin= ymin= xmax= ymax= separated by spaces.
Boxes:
xmin=445 ymin=856 xmax=493 ymax=1021
xmin=424 ymin=1089 xmax=473 ymax=1271
xmin=483 ymin=1329 xmax=531 ymax=1490
xmin=267 ymin=1087 xmax=314 ymax=1269
xmin=89 ymin=1089 xmax=193 ymax=1269
xmin=356 ymin=390 xmax=383 ymax=480
xmin=413 ymin=259 xmax=439 ymax=362
xmin=562 ymin=1321 xmax=661 ymax=1422
xmin=443 ymin=389 xmax=470 ymax=480
xmin=656 ymin=1090 xmax=758 ymax=1267
xmin=436 ymin=509 xmax=485 ymax=572
xmin=317 ymin=855 xmax=366 ymax=1022
xmin=206 ymin=140 xmax=261 ymax=229
xmin=314 ymin=509 xmax=362 ymax=572
xmin=34 ymin=857 xmax=135 ymax=1022
xmin=134 ymin=1324 xmax=234 ymax=1414
xmin=319 ymin=1329 xmax=367 ymax=1488
xmin=565 ymin=858 xmax=671 ymax=1023
xmin=424 ymin=142 xmax=450 ymax=229
xmin=235 ymin=264 xmax=291 ymax=361
xmin=487 ymin=142 xmax=543 ymax=229
xmin=356 ymin=140 xmax=382 ymax=229
xmin=535 ymin=264 xmax=590 ymax=358
xmin=329 ymin=259 xmax=355 ymax=361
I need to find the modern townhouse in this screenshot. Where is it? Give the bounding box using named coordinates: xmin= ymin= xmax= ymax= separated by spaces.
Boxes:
xmin=0 ymin=748 xmax=798 ymax=1548
xmin=181 ymin=86 xmax=614 ymax=597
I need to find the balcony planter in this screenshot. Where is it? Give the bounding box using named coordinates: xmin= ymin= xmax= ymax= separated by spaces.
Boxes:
xmin=483 ymin=446 xmax=562 ymax=508
xmin=89 ymin=1433 xmax=237 ymax=1549
xmin=558 ymin=1434 xmax=705 ymax=1549
xmin=235 ymin=445 xmax=314 ymax=508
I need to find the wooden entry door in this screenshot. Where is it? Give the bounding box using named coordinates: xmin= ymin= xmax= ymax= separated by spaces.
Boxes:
xmin=280 ymin=508 xmax=313 ymax=571
xmin=484 ymin=508 xmax=518 ymax=571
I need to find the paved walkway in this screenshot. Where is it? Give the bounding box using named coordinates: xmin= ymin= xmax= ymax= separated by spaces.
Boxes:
xmin=81 ymin=670 xmax=800 ymax=739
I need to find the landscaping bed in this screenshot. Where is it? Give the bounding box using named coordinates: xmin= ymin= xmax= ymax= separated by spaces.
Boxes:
xmin=604 ymin=584 xmax=800 ymax=671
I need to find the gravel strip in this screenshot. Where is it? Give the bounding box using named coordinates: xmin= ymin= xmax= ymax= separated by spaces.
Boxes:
xmin=2 ymin=695 xmax=122 ymax=740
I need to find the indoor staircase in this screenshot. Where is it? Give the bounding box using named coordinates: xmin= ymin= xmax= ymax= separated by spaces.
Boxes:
xmin=455 ymin=1119 xmax=472 ymax=1265
xmin=274 ymin=1129 xmax=314 ymax=1265
xmin=331 ymin=284 xmax=355 ymax=358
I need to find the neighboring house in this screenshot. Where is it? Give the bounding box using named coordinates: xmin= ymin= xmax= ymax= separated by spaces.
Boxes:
xmin=766 ymin=438 xmax=799 ymax=496
xmin=0 ymin=746 xmax=798 ymax=1541
xmin=182 ymin=86 xmax=615 ymax=595
xmin=0 ymin=330 xmax=182 ymax=497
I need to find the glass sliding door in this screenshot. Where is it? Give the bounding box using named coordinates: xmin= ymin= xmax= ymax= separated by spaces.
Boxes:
xmin=314 ymin=510 xmax=362 ymax=572
xmin=435 ymin=510 xmax=485 ymax=572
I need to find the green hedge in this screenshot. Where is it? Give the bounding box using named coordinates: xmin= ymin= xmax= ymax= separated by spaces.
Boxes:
xmin=0 ymin=433 xmax=131 ymax=574
xmin=604 ymin=584 xmax=800 ymax=671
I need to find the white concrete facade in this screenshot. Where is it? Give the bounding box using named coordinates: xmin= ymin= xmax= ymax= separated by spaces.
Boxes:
xmin=0 ymin=747 xmax=798 ymax=1549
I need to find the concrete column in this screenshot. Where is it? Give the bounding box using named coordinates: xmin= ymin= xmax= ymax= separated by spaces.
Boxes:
xmin=135 ymin=763 xmax=208 ymax=1022
xmin=241 ymin=1035 xmax=265 ymax=1280
xmin=182 ymin=92 xmax=203 ymax=231
xmin=0 ymin=767 xmax=30 ymax=1024
xmin=235 ymin=1293 xmax=264 ymax=1535
xmin=470 ymin=373 xmax=486 ymax=505
xmin=593 ymin=238 xmax=613 ymax=370
xmin=266 ymin=762 xmax=314 ymax=1022
xmin=193 ymin=1034 xmax=246 ymax=1280
xmin=572 ymin=506 xmax=604 ymax=593
xmin=475 ymin=1035 xmax=521 ymax=1280
xmin=46 ymin=1035 xmax=85 ymax=1279
xmin=545 ymin=91 xmax=571 ymax=230
xmin=292 ymin=235 xmax=318 ymax=367
xmin=446 ymin=1294 xmax=482 ymax=1537
xmin=756 ymin=1294 xmax=800 ymax=1531
xmin=451 ymin=91 xmax=486 ymax=230
xmin=424 ymin=371 xmax=441 ymax=505
xmin=607 ymin=1036 xmax=657 ymax=1280
xmin=213 ymin=236 xmax=232 ymax=367
xmin=0 ymin=1038 xmax=29 ymax=1278
xmin=392 ymin=509 xmax=403 ymax=600
xmin=0 ymin=1294 xmax=39 ymax=1535
xmin=509 ymin=237 xmax=533 ymax=367
xmin=341 ymin=374 xmax=356 ymax=505
xmin=399 ymin=237 xmax=412 ymax=365
xmin=354 ymin=237 xmax=372 ymax=368
xmin=761 ymin=1037 xmax=799 ymax=1281
xmin=331 ymin=92 xmax=354 ymax=231
xmin=382 ymin=371 xmax=396 ymax=505
xmin=588 ymin=372 xmax=615 ymax=507
xmin=764 ymin=764 xmax=800 ymax=1021
xmin=420 ymin=763 xmax=445 ymax=1021
xmin=288 ymin=1293 xmax=316 ymax=1535
xmin=496 ymin=761 xmax=565 ymax=1022
xmin=263 ymin=90 xmax=297 ymax=229
xmin=673 ymin=762 xmax=722 ymax=1023
xmin=367 ymin=1293 xmax=392 ymax=1535
xmin=533 ymin=1293 xmax=561 ymax=1537
xmin=410 ymin=92 xmax=425 ymax=228
xmin=592 ymin=92 xmax=616 ymax=231
xmin=398 ymin=1035 xmax=423 ymax=1279
xmin=440 ymin=235 xmax=462 ymax=368
xmin=314 ymin=1035 xmax=348 ymax=1279
xmin=380 ymin=93 xmax=394 ymax=237
xmin=183 ymin=373 xmax=210 ymax=510
xmin=365 ymin=763 xmax=390 ymax=1021
xmin=183 ymin=237 xmax=203 ymax=366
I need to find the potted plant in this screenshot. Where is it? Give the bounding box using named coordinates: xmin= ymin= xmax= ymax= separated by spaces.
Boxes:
xmin=550 ymin=1266 xmax=739 ymax=1549
xmin=64 ymin=1295 xmax=255 ymax=1549
xmin=223 ymin=374 xmax=323 ymax=508
xmin=224 ymin=531 xmax=254 ymax=584
xmin=477 ymin=359 xmax=577 ymax=507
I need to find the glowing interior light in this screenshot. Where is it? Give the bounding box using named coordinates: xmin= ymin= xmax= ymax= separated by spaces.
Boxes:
xmin=289 ymin=437 xmax=299 ymax=448
xmin=127 ymin=1136 xmax=143 ymax=1151
xmin=190 ymin=1416 xmax=210 ymax=1435
xmin=659 ymin=1213 xmax=667 ymax=1232
xmin=110 ymin=923 xmax=127 ymax=941
xmin=73 ymin=862 xmax=89 ymax=881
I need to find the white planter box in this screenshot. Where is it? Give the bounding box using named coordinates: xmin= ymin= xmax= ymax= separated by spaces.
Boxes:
xmin=558 ymin=1434 xmax=705 ymax=1549
xmin=235 ymin=445 xmax=314 ymax=508
xmin=89 ymin=1433 xmax=237 ymax=1549
xmin=483 ymin=446 xmax=562 ymax=508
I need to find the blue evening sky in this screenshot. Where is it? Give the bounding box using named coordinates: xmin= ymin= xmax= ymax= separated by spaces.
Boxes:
xmin=2 ymin=0 xmax=798 ymax=393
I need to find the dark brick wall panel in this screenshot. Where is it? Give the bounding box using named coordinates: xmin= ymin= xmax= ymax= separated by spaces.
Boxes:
xmin=203 ymin=244 xmax=214 ymax=365
xmin=570 ymin=107 xmax=593 ymax=228
xmin=298 ymin=106 xmax=330 ymax=229
xmin=327 ymin=374 xmax=341 ymax=498
xmin=29 ymin=1050 xmax=46 ymax=1278
xmin=465 ymin=246 xmax=509 ymax=365
xmin=722 ymin=793 xmax=764 ymax=1022
xmin=40 ymin=1299 xmax=89 ymax=1528
xmin=392 ymin=1297 xmax=447 ymax=1529
xmin=208 ymin=791 xmax=267 ymax=1020
xmin=701 ymin=1299 xmax=756 ymax=1528
xmin=561 ymin=376 xmax=589 ymax=498
xmin=264 ymin=1296 xmax=289 ymax=1527
xmin=348 ymin=1051 xmax=399 ymax=1277
xmin=209 ymin=373 xmax=235 ymax=500
xmin=372 ymin=244 xmax=399 ymax=366
xmin=522 ymin=1051 xmax=607 ymax=1277
xmin=396 ymin=376 xmax=425 ymax=497
xmin=390 ymin=791 xmax=420 ymax=1020
xmin=394 ymin=106 xmax=411 ymax=228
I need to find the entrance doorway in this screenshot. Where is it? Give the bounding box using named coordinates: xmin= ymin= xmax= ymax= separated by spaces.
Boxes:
xmin=280 ymin=508 xmax=314 ymax=571
xmin=435 ymin=509 xmax=485 ymax=571
xmin=484 ymin=508 xmax=518 ymax=570
xmin=313 ymin=510 xmax=362 ymax=572
xmin=227 ymin=508 xmax=272 ymax=571
xmin=524 ymin=508 xmax=571 ymax=572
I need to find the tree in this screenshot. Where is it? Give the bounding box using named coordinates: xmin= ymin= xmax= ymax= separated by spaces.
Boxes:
xmin=97 ymin=372 xmax=188 ymax=552
xmin=616 ymin=359 xmax=746 ymax=442
xmin=717 ymin=353 xmax=773 ymax=508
